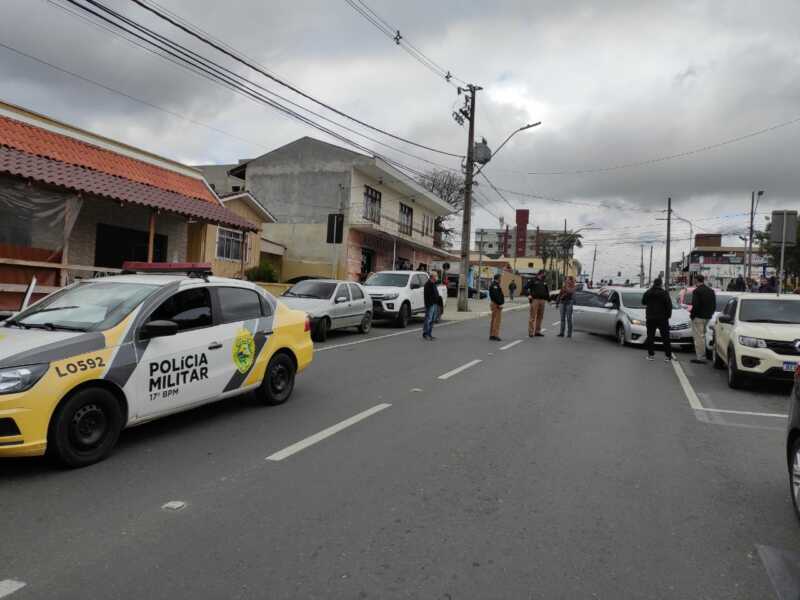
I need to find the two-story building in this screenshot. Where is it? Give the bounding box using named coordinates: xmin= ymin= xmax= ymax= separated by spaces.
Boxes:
xmin=219 ymin=137 xmax=455 ymax=282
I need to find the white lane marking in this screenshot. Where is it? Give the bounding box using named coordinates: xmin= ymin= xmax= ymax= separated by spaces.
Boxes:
xmin=438 ymin=359 xmax=482 ymax=380
xmin=671 ymin=361 xmax=704 ymax=410
xmin=162 ymin=500 xmax=187 ymax=511
xmin=552 ymin=321 xmax=560 ymax=326
xmin=316 ymin=321 xmax=459 ymax=352
xmin=0 ymin=580 xmax=26 ymax=598
xmin=696 ymin=407 xmax=788 ymax=418
xmin=500 ymin=340 xmax=522 ymax=350
xmin=266 ymin=403 xmax=391 ymax=461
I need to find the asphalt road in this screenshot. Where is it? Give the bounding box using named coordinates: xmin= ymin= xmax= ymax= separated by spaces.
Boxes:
xmin=2 ymin=305 xmax=800 ymax=599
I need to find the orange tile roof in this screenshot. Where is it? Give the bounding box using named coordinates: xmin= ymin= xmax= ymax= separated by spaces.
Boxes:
xmin=0 ymin=114 xmax=218 ymax=204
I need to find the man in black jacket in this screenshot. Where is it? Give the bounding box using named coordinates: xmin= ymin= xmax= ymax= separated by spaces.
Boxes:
xmin=489 ymin=274 xmax=504 ymax=341
xmin=689 ymin=275 xmax=716 ymax=363
xmin=422 ymin=271 xmax=441 ymax=340
xmin=526 ymin=270 xmax=550 ymax=337
xmin=642 ymin=277 xmax=674 ymax=361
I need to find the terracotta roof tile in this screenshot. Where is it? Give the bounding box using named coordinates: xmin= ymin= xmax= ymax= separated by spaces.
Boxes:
xmin=0 ymin=146 xmax=258 ymax=232
xmin=0 ymin=114 xmax=218 ymax=204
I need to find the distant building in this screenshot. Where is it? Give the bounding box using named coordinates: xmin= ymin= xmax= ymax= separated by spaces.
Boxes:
xmin=678 ymin=233 xmax=773 ymax=288
xmin=475 ymin=226 xmax=562 ymax=258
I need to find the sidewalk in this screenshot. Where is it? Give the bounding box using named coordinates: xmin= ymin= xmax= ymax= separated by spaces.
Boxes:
xmin=442 ymin=297 xmax=529 ymax=322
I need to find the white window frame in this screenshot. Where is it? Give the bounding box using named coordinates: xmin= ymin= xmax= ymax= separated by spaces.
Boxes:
xmin=216 ymin=227 xmax=247 ymax=262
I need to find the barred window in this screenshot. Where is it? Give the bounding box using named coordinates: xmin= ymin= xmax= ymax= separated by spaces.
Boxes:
xmin=363 ymin=186 xmax=381 ymax=224
xmin=421 ymin=214 xmax=434 ymax=237
xmin=400 ymin=203 xmax=413 ymax=236
xmin=216 ymin=227 xmax=246 ymax=261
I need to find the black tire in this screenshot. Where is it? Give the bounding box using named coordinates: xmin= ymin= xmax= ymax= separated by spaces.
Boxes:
xmin=712 ymin=338 xmax=725 ymax=369
xmin=727 ymin=346 xmax=745 ymax=389
xmin=313 ymin=318 xmax=329 ymax=342
xmin=789 ymin=436 xmax=800 ymax=523
xmin=395 ymin=303 xmax=410 ymax=328
xmin=616 ymin=323 xmax=626 ymax=346
xmin=47 ymin=387 xmax=123 ymax=468
xmin=258 ymin=352 xmax=296 ymax=405
xmin=358 ymin=312 xmax=372 ymax=334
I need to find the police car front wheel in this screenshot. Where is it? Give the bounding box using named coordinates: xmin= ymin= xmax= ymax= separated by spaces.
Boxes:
xmin=258 ymin=353 xmax=296 ymax=405
xmin=48 ymin=388 xmax=123 ymax=468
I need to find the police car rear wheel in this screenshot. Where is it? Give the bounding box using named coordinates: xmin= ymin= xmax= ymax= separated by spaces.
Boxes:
xmin=259 ymin=353 xmax=296 ymax=405
xmin=48 ymin=388 xmax=122 ymax=468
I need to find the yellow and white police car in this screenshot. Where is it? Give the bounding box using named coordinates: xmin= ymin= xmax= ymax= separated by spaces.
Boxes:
xmin=0 ymin=264 xmax=313 ymax=467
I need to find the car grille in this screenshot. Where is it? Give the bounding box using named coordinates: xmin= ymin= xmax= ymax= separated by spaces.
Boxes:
xmin=669 ymin=323 xmax=689 ymax=331
xmin=765 ymin=340 xmax=800 ymax=356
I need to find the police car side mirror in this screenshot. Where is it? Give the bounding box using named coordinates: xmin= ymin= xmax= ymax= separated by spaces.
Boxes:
xmin=142 ymin=320 xmax=179 ymax=338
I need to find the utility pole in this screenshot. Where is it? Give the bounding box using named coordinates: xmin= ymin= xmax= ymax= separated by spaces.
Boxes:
xmin=562 ymin=218 xmax=568 ymax=286
xmin=477 ymin=228 xmax=485 ymax=295
xmin=747 ymin=190 xmax=765 ymax=281
xmin=639 ymin=245 xmax=645 ymax=287
xmin=590 ymin=244 xmax=597 ymax=285
xmin=665 ymin=197 xmax=672 ymax=289
xmin=457 ymin=84 xmax=481 ymax=312
xmin=648 ymin=245 xmax=653 ymax=286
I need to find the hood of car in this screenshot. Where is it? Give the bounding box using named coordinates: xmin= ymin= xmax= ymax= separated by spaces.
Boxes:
xmin=0 ymin=326 xmax=107 ymax=368
xmin=279 ymin=297 xmax=331 ymax=316
xmin=736 ymin=321 xmax=800 ymax=341
xmin=364 ymin=286 xmax=404 ymax=297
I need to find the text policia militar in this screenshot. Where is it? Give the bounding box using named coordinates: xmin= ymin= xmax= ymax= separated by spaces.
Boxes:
xmin=148 ymin=353 xmax=209 ymax=397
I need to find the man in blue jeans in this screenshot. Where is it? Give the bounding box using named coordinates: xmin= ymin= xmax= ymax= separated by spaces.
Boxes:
xmin=422 ymin=271 xmax=441 ymax=341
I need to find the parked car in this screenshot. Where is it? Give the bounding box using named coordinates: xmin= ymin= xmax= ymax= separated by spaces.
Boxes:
xmin=678 ymin=286 xmax=723 ymax=312
xmin=703 ymin=291 xmax=744 ymax=358
xmin=572 ymin=287 xmax=693 ymax=349
xmin=364 ymin=271 xmax=447 ymax=328
xmin=713 ymin=293 xmax=800 ymax=388
xmin=785 ymin=365 xmax=800 ymax=520
xmin=282 ymin=279 xmax=371 ymax=342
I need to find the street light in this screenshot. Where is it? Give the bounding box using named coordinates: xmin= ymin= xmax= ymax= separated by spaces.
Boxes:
xmin=474 ymin=121 xmax=541 ymax=177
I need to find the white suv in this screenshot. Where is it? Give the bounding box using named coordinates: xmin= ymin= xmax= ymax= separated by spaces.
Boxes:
xmin=713 ymin=293 xmax=800 ymax=388
xmin=364 ymin=271 xmax=447 ymax=328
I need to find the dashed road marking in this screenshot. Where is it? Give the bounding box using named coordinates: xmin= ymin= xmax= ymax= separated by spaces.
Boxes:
xmin=438 ymin=359 xmax=482 ymax=380
xmin=316 ymin=322 xmax=459 ymax=352
xmin=266 ymin=403 xmax=392 ymax=461
xmin=552 ymin=321 xmax=560 ymax=326
xmin=500 ymin=340 xmax=522 ymax=350
xmin=162 ymin=500 xmax=187 ymax=511
xmin=0 ymin=580 xmax=26 ymax=598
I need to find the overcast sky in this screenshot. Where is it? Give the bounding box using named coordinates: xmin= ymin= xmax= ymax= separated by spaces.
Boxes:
xmin=2 ymin=0 xmax=799 ymax=281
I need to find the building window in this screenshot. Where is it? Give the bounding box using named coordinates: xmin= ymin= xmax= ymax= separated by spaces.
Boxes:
xmin=400 ymin=203 xmax=413 ymax=236
xmin=421 ymin=214 xmax=434 ymax=237
xmin=217 ymin=227 xmax=246 ymax=261
xmin=363 ymin=186 xmax=381 ymax=224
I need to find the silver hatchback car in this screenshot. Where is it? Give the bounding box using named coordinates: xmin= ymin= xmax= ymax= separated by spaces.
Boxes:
xmin=281 ymin=279 xmax=372 ymax=342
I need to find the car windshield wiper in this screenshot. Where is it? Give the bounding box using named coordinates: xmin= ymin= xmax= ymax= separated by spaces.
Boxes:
xmin=283 ymin=292 xmax=296 ymax=297
xmin=22 ymin=322 xmax=88 ymax=332
xmin=4 ymin=320 xmax=26 ymax=329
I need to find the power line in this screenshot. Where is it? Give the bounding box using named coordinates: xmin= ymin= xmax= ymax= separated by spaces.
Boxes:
xmin=478 ymin=171 xmax=517 ymax=212
xmin=128 ymin=0 xmax=464 ymax=158
xmin=524 ymin=115 xmax=800 ymax=175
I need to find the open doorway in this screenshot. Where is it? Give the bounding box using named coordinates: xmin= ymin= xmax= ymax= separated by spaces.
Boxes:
xmin=94 ymin=223 xmax=167 ymax=268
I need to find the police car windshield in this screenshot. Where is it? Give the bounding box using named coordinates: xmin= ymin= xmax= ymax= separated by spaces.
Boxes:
xmin=284 ymin=281 xmax=337 ymax=299
xmin=365 ymin=273 xmax=410 ymax=287
xmin=10 ymin=281 xmax=158 ymax=331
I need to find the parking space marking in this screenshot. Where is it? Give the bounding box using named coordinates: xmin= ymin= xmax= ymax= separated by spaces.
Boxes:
xmin=0 ymin=580 xmax=25 ymax=598
xmin=438 ymin=359 xmax=482 ymax=380
xmin=316 ymin=322 xmax=460 ymax=352
xmin=696 ymin=407 xmax=787 ymax=418
xmin=500 ymin=340 xmax=522 ymax=350
xmin=671 ymin=361 xmax=704 ymax=410
xmin=266 ymin=403 xmax=392 ymax=461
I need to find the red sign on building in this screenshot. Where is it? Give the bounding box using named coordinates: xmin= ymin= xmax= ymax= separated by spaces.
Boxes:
xmin=515 ymin=209 xmax=529 ymax=257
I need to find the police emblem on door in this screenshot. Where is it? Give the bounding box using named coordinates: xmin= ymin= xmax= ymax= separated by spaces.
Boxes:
xmin=232 ymin=329 xmax=256 ymax=374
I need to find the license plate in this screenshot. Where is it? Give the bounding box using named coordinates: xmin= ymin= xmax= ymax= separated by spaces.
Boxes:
xmin=784 ymin=362 xmax=797 ymax=372
xmin=670 ymin=332 xmax=683 ymax=339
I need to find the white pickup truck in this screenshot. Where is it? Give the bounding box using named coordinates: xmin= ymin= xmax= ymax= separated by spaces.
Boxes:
xmin=364 ymin=270 xmax=447 ymax=328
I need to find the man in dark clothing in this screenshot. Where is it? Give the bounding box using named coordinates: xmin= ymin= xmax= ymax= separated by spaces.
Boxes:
xmin=729 ymin=275 xmax=746 ymax=292
xmin=641 ymin=277 xmax=674 ymax=361
xmin=422 ymin=272 xmax=441 ymax=340
xmin=526 ymin=270 xmax=550 ymax=337
xmin=689 ymin=274 xmax=716 ymax=364
xmin=488 ymin=274 xmax=504 ymax=341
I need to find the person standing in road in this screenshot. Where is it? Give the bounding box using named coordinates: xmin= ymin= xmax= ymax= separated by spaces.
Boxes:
xmin=489 ymin=273 xmax=504 ymax=341
xmin=642 ymin=277 xmax=674 ymax=362
xmin=422 ymin=271 xmax=440 ymax=341
xmin=508 ymin=280 xmax=517 ymax=303
xmin=526 ymin=270 xmax=549 ymax=337
xmin=689 ymin=274 xmax=715 ymax=364
xmin=557 ymin=275 xmax=577 ymax=338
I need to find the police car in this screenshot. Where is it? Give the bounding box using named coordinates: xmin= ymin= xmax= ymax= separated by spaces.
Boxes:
xmin=0 ymin=263 xmax=313 ymax=467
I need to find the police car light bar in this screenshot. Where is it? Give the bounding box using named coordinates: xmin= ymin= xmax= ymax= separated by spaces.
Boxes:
xmin=121 ymin=262 xmax=213 ymax=278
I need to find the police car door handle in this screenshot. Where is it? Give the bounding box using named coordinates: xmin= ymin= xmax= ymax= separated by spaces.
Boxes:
xmin=208 ymin=342 xmax=223 ymax=350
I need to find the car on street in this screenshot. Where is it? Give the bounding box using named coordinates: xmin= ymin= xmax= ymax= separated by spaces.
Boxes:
xmin=364 ymin=270 xmax=447 ymax=328
xmin=281 ymin=279 xmax=372 ymax=342
xmin=703 ymin=291 xmax=744 ymax=358
xmin=573 ymin=287 xmax=693 ymax=349
xmin=0 ymin=266 xmax=313 ymax=467
xmin=712 ymin=293 xmax=800 ymax=388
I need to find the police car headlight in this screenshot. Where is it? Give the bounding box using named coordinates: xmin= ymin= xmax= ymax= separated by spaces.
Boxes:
xmin=0 ymin=363 xmax=49 ymax=394
xmin=738 ymin=336 xmax=767 ymax=349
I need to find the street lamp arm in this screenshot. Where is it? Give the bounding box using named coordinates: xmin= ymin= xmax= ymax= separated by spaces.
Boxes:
xmin=474 ymin=121 xmax=541 ymax=177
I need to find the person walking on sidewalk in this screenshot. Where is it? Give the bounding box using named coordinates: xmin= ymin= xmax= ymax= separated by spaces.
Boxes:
xmin=689 ymin=274 xmax=715 ymax=363
xmin=557 ymin=275 xmax=577 ymax=338
xmin=422 ymin=271 xmax=441 ymax=341
xmin=489 ymin=273 xmax=505 ymax=341
xmin=508 ymin=280 xmax=517 ymax=303
xmin=642 ymin=277 xmax=674 ymax=362
xmin=526 ymin=270 xmax=549 ymax=337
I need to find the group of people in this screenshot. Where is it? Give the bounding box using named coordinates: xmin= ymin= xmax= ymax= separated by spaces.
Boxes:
xmin=725 ymin=274 xmax=779 ymax=293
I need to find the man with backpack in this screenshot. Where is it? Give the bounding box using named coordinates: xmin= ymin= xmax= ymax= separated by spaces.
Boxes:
xmin=641 ymin=277 xmax=674 ymax=362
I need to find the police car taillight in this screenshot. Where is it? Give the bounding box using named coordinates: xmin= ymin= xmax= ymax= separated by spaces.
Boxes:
xmin=304 ymin=317 xmax=311 ymax=332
